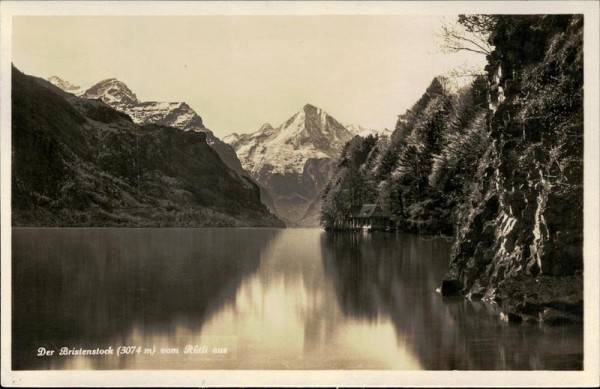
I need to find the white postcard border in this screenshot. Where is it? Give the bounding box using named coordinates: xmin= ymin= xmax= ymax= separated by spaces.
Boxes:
xmin=1 ymin=1 xmax=598 ymax=387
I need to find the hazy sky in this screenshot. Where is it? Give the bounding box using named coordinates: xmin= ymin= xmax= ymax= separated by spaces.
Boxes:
xmin=12 ymin=16 xmax=486 ymax=137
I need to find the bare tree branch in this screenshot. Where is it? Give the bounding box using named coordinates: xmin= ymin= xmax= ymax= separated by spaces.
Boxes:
xmin=439 ymin=15 xmax=494 ymax=56
xmin=444 ymin=30 xmax=492 ymax=54
xmin=444 ymin=45 xmax=490 ymax=56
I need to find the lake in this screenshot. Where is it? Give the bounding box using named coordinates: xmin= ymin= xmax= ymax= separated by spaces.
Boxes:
xmin=12 ymin=228 xmax=582 ymax=370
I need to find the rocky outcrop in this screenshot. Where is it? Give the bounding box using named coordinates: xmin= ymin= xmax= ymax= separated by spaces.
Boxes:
xmin=440 ymin=16 xmax=583 ymax=325
xmin=491 ymin=275 xmax=583 ymax=325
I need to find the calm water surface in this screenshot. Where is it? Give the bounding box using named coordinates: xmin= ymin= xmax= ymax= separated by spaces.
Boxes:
xmin=12 ymin=228 xmax=582 ymax=370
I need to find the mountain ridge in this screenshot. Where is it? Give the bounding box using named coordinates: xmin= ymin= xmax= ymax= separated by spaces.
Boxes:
xmin=224 ymin=103 xmax=382 ymax=226
xmin=15 ymin=67 xmax=284 ymax=227
xmin=49 ymin=74 xmax=281 ymax=218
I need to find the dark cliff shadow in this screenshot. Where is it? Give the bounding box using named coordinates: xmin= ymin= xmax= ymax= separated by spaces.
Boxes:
xmin=320 ymin=232 xmax=583 ymax=370
xmin=12 ymin=228 xmax=280 ymax=369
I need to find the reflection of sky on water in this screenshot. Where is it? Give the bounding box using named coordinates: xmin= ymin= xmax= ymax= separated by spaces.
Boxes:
xmin=13 ymin=229 xmax=582 ymax=370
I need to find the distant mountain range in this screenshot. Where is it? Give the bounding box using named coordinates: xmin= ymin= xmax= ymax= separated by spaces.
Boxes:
xmin=14 ymin=67 xmax=283 ymax=227
xmin=48 ymin=75 xmax=279 ymax=216
xmin=224 ymin=104 xmax=389 ymax=226
xmin=47 ymin=75 xmax=388 ymax=227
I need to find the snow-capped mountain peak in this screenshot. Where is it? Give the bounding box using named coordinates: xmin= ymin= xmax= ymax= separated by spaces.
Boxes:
xmin=227 ymin=103 xmax=353 ymax=176
xmin=48 ymin=76 xmax=83 ymax=95
xmin=47 ymin=74 xmax=253 ymax=191
xmin=49 ymin=75 xmax=211 ymax=134
xmin=277 ymin=103 xmax=352 ymax=153
xmin=344 ymin=123 xmax=392 ymax=138
xmin=224 ymin=103 xmax=356 ymax=225
xmin=81 ymin=78 xmax=139 ymax=106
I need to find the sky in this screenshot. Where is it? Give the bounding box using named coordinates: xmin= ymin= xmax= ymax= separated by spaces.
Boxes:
xmin=12 ymin=16 xmax=487 ymax=138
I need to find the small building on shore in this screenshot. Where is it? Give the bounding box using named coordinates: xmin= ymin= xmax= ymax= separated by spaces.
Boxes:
xmin=346 ymin=203 xmax=393 ymax=231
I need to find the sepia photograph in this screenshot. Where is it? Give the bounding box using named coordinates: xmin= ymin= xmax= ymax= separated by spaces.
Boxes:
xmin=1 ymin=1 xmax=599 ymax=387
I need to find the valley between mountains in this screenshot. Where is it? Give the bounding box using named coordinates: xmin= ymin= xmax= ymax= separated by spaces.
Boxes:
xmin=45 ymin=73 xmax=389 ymax=227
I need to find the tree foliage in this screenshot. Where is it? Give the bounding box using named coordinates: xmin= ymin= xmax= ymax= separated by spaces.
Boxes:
xmin=321 ymin=75 xmax=488 ymax=234
xmin=322 ymin=14 xmax=582 ymax=258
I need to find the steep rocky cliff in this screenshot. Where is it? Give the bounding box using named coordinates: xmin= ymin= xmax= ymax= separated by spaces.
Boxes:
xmin=441 ymin=15 xmax=583 ymax=325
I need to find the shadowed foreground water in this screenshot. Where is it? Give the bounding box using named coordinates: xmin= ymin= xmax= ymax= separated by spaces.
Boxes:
xmin=12 ymin=228 xmax=582 ymax=370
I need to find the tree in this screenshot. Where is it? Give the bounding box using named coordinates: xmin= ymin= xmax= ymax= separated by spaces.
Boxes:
xmin=439 ymin=15 xmax=496 ymax=56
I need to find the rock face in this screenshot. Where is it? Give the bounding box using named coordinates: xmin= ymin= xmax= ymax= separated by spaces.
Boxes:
xmin=224 ymin=104 xmax=356 ymax=226
xmin=13 ymin=67 xmax=284 ymax=227
xmin=441 ymin=15 xmax=583 ymax=324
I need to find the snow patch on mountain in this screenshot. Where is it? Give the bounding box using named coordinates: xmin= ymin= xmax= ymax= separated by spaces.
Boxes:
xmin=50 ymin=76 xmax=221 ymax=140
xmin=224 ymin=104 xmax=357 ymax=225
xmin=81 ymin=78 xmax=139 ymax=107
xmin=48 ymin=76 xmax=83 ymax=95
xmin=227 ymin=104 xmax=353 ymax=176
xmin=344 ymin=123 xmax=392 ymax=138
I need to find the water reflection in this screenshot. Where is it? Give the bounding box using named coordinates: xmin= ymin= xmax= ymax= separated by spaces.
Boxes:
xmin=12 ymin=228 xmax=582 ymax=370
xmin=188 ymin=229 xmax=421 ymax=369
xmin=12 ymin=228 xmax=280 ymax=369
xmin=320 ymin=232 xmax=583 ymax=370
